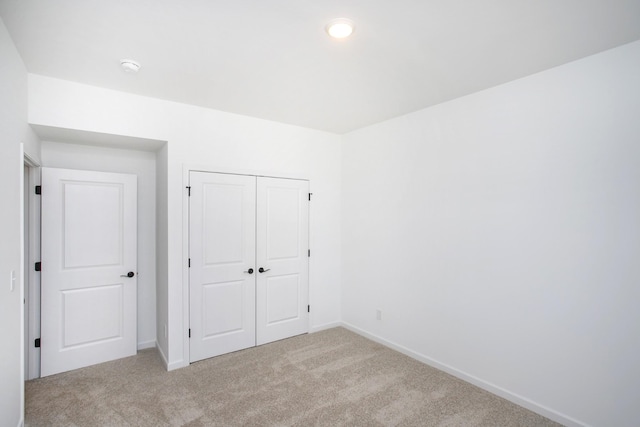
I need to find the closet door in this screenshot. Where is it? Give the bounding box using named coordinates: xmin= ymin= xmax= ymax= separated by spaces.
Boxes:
xmin=189 ymin=172 xmax=256 ymax=362
xmin=256 ymin=177 xmax=309 ymax=345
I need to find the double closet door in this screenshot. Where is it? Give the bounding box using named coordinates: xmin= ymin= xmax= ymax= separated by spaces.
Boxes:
xmin=189 ymin=172 xmax=309 ymax=363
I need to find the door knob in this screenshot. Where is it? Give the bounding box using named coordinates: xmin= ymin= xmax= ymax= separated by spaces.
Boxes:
xmin=120 ymin=271 xmax=135 ymax=278
xmin=244 ymin=268 xmax=254 ymax=274
xmin=258 ymin=267 xmax=270 ymax=273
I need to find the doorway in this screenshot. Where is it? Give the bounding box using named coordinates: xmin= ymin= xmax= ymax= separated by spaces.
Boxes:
xmin=25 ymin=140 xmax=159 ymax=378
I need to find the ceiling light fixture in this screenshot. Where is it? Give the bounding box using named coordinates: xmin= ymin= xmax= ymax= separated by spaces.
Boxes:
xmin=326 ymin=18 xmax=355 ymax=39
xmin=120 ymin=59 xmax=141 ymax=73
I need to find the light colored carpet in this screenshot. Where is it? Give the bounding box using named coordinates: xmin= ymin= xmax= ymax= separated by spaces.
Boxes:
xmin=25 ymin=327 xmax=561 ymax=426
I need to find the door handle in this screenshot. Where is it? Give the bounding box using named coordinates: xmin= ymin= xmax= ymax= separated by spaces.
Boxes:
xmin=244 ymin=268 xmax=254 ymax=274
xmin=258 ymin=267 xmax=270 ymax=273
xmin=120 ymin=272 xmax=135 ymax=278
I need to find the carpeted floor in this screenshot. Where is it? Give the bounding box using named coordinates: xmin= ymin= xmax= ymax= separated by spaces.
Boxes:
xmin=25 ymin=327 xmax=561 ymax=426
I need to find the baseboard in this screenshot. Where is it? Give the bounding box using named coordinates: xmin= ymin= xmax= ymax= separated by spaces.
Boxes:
xmin=166 ymin=359 xmax=186 ymax=371
xmin=156 ymin=342 xmax=169 ymax=370
xmin=309 ymin=321 xmax=342 ymax=333
xmin=155 ymin=342 xmax=185 ymax=371
xmin=137 ymin=340 xmax=156 ymax=351
xmin=340 ymin=322 xmax=587 ymax=427
xmin=155 ymin=341 xmax=189 ymax=371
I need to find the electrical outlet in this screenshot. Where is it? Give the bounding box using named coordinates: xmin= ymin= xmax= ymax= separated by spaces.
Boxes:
xmin=9 ymin=270 xmax=16 ymax=292
xmin=376 ymin=309 xmax=382 ymax=321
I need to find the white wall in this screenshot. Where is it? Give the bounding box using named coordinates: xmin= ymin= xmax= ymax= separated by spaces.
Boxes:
xmin=40 ymin=141 xmax=157 ymax=349
xmin=0 ymin=17 xmax=40 ymax=426
xmin=27 ymin=77 xmax=343 ymax=369
xmin=342 ymin=40 xmax=640 ymax=427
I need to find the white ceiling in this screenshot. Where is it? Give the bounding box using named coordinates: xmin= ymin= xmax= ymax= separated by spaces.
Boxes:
xmin=2 ymin=0 xmax=640 ymax=134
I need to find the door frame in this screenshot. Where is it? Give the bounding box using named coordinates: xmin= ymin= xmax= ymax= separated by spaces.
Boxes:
xmin=23 ymin=152 xmax=41 ymax=380
xmin=182 ymin=164 xmax=311 ymax=366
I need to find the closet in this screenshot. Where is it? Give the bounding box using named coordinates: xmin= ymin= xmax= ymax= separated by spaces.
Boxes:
xmin=189 ymin=171 xmax=309 ymax=362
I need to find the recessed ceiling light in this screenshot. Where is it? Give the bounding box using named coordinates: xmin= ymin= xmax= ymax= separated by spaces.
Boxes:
xmin=326 ymin=18 xmax=355 ymax=39
xmin=120 ymin=59 xmax=141 ymax=73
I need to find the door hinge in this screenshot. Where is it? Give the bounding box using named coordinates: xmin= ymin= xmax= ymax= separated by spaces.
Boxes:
xmin=34 ymin=262 xmax=41 ymax=272
xmin=308 ymin=249 xmax=311 ymax=257
xmin=35 ymin=185 xmax=41 ymax=195
xmin=188 ymin=258 xmax=191 ymax=268
xmin=308 ymin=193 xmax=312 ymax=201
xmin=307 ymin=305 xmax=310 ymax=313
xmin=34 ymin=338 xmax=41 ymax=348
xmin=186 ymin=186 xmax=191 ymax=196
xmin=188 ymin=329 xmax=191 ymax=338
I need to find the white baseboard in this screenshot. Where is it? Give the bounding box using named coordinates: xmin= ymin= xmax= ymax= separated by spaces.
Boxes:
xmin=166 ymin=359 xmax=186 ymax=371
xmin=137 ymin=340 xmax=156 ymax=351
xmin=155 ymin=341 xmax=189 ymax=371
xmin=340 ymin=322 xmax=587 ymax=427
xmin=309 ymin=321 xmax=342 ymax=333
xmin=156 ymin=342 xmax=189 ymax=371
xmin=156 ymin=342 xmax=169 ymax=370
xmin=155 ymin=342 xmax=185 ymax=371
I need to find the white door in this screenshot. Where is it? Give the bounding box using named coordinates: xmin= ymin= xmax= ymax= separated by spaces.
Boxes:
xmin=189 ymin=172 xmax=256 ymax=363
xmin=256 ymin=177 xmax=309 ymax=345
xmin=189 ymin=172 xmax=309 ymax=362
xmin=40 ymin=168 xmax=137 ymax=377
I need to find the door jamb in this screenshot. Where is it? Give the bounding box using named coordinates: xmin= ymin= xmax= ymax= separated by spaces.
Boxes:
xmin=23 ymin=153 xmax=41 ymax=380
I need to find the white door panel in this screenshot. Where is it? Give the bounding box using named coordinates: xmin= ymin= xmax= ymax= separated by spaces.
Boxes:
xmin=41 ymin=168 xmax=137 ymax=377
xmin=265 ymin=274 xmax=301 ymax=324
xmin=202 ymin=281 xmax=245 ymax=336
xmin=63 ymin=182 xmax=123 ymax=268
xmin=62 ymin=284 xmax=123 ymax=347
xmin=189 ymin=172 xmax=256 ymax=362
xmin=256 ymin=178 xmax=309 ymax=345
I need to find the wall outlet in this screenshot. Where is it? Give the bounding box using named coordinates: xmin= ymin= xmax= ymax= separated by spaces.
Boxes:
xmin=9 ymin=270 xmax=16 ymax=292
xmin=376 ymin=309 xmax=382 ymax=321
